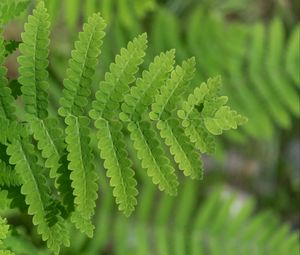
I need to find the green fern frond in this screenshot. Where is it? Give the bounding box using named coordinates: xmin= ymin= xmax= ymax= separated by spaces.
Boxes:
xmin=29 ymin=117 xmax=65 ymax=179
xmin=90 ymin=33 xmax=147 ymax=120
xmin=0 ymin=216 xmax=14 ymax=255
xmin=65 ymin=115 xmax=98 ymax=236
xmin=95 ymin=119 xmax=138 ymax=216
xmin=178 ymin=76 xmax=246 ymax=142
xmin=248 ymin=23 xmax=290 ymax=129
xmin=0 ymin=119 xmax=23 ymax=145
xmin=0 ymin=37 xmax=16 ymax=121
xmin=128 ymin=121 xmax=178 ymax=195
xmin=204 ymin=106 xmax=247 ymax=135
xmin=18 ymin=2 xmax=50 ymax=119
xmin=0 ymin=160 xmax=20 ymax=187
xmin=286 ymin=25 xmax=299 ymax=86
xmin=149 ymin=57 xmax=196 ymax=121
xmin=0 ymin=3 xmax=249 ymax=251
xmin=0 ymin=0 xmax=30 ymax=25
xmin=58 ymin=13 xmax=106 ymax=117
xmin=157 ymin=119 xmax=203 ymax=179
xmin=120 ymin=50 xmax=175 ymax=122
xmin=266 ymin=18 xmax=299 ymax=117
xmin=6 ymin=137 xmax=69 ymax=254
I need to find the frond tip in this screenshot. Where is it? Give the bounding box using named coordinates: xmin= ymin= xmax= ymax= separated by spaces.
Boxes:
xmin=18 ymin=1 xmax=50 ymax=119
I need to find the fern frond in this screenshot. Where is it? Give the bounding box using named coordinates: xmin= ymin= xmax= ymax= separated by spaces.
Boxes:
xmin=0 ymin=37 xmax=16 ymax=121
xmin=149 ymin=57 xmax=196 ymax=121
xmin=64 ymin=115 xmax=98 ymax=237
xmin=0 ymin=119 xmax=23 ymax=145
xmin=204 ymin=105 xmax=247 ymax=135
xmin=248 ymin=23 xmax=290 ymax=128
xmin=128 ymin=121 xmax=178 ymax=195
xmin=90 ymin=33 xmax=147 ymax=120
xmin=286 ymin=26 xmax=299 ymax=86
xmin=265 ymin=18 xmax=299 ymax=117
xmin=58 ymin=13 xmax=106 ymax=117
xmin=177 ymin=78 xmax=216 ymax=153
xmin=6 ymin=137 xmax=69 ymax=254
xmin=0 ymin=216 xmax=14 ymax=255
xmin=29 ymin=117 xmax=65 ymax=179
xmin=0 ymin=217 xmax=9 ymax=243
xmin=0 ymin=160 xmax=20 ymax=187
xmin=17 ymin=2 xmax=50 ymax=119
xmin=95 ymin=119 xmax=138 ymax=216
xmin=56 ymin=153 xmax=74 ymax=216
xmin=157 ymin=119 xmax=203 ymax=179
xmin=120 ymin=50 xmax=175 ymax=122
xmin=0 ymin=0 xmax=30 ymax=25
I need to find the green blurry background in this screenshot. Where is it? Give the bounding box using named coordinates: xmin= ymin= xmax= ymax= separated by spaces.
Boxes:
xmin=1 ymin=0 xmax=299 ymax=254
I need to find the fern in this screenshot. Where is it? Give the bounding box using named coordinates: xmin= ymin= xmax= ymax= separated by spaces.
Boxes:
xmin=0 ymin=37 xmax=16 ymax=121
xmin=7 ymin=136 xmax=70 ymax=254
xmin=60 ymin=176 xmax=300 ymax=255
xmin=65 ymin=115 xmax=98 ymax=236
xmin=128 ymin=121 xmax=178 ymax=195
xmin=119 ymin=49 xmax=175 ymax=122
xmin=0 ymin=216 xmax=14 ymax=255
xmin=0 ymin=1 xmax=247 ymax=253
xmin=145 ymin=6 xmax=299 ymax=142
xmin=90 ymin=33 xmax=147 ymax=120
xmin=149 ymin=57 xmax=196 ymax=121
xmin=58 ymin=12 xmax=106 ymax=236
xmin=0 ymin=0 xmax=30 ymax=25
xmin=95 ymin=119 xmax=138 ymax=216
xmin=58 ymin=13 xmax=106 ymax=117
xmin=18 ymin=2 xmax=50 ymax=119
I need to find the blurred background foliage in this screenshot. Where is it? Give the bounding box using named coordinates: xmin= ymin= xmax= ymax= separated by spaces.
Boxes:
xmin=1 ymin=0 xmax=299 ymax=254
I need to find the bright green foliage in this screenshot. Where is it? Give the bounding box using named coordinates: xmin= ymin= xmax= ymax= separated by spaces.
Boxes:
xmin=128 ymin=121 xmax=178 ymax=195
xmin=0 ymin=160 xmax=20 ymax=187
xmin=0 ymin=0 xmax=30 ymax=25
xmin=29 ymin=117 xmax=65 ymax=179
xmin=7 ymin=137 xmax=70 ymax=254
xmin=157 ymin=119 xmax=203 ymax=179
xmin=89 ymin=32 xmax=245 ymax=215
xmin=286 ymin=26 xmax=299 ymax=86
xmin=120 ymin=50 xmax=175 ymax=122
xmin=58 ymin=12 xmax=106 ymax=236
xmin=0 ymin=216 xmax=14 ymax=255
xmin=62 ymin=177 xmax=300 ymax=255
xmin=0 ymin=37 xmax=16 ymax=121
xmin=96 ymin=119 xmax=138 ymax=216
xmin=90 ymin=33 xmax=147 ymax=120
xmin=149 ymin=57 xmax=196 ymax=121
xmin=0 ymin=1 xmax=247 ymax=253
xmin=43 ymin=0 xmax=156 ymax=31
xmin=65 ymin=115 xmax=98 ymax=236
xmin=178 ymin=77 xmax=247 ymax=151
xmin=58 ymin=13 xmax=106 ymax=117
xmin=147 ymin=7 xmax=299 ymax=142
xmin=18 ymin=2 xmax=50 ymax=119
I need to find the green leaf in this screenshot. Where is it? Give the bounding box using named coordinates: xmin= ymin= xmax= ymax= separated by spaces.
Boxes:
xmin=59 ymin=13 xmax=106 ymax=117
xmin=128 ymin=121 xmax=178 ymax=195
xmin=65 ymin=115 xmax=98 ymax=237
xmin=95 ymin=119 xmax=138 ymax=216
xmin=7 ymin=137 xmax=69 ymax=254
xmin=90 ymin=33 xmax=147 ymax=120
xmin=18 ymin=2 xmax=50 ymax=119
